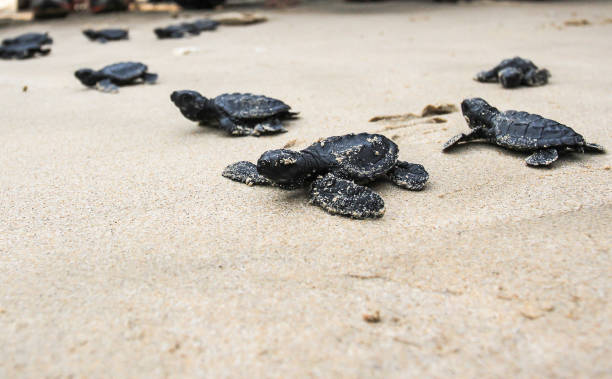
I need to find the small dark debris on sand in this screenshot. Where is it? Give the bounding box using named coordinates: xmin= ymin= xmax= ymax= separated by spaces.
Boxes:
xmin=363 ymin=311 xmax=381 ymax=323
xmin=564 ymin=19 xmax=591 ymax=27
xmin=421 ymin=104 xmax=457 ymax=117
xmin=380 ymin=116 xmax=447 ymax=131
xmin=369 ymin=103 xmax=457 ymax=122
xmin=346 ymin=273 xmax=383 ymax=280
xmin=431 ymin=117 xmax=447 ymax=123
xmin=210 ymin=12 xmax=267 ymax=26
xmin=22 ymin=85 xmax=28 ymax=92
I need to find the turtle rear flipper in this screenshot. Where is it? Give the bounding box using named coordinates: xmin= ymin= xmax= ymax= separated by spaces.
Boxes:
xmin=525 ymin=148 xmax=558 ymax=166
xmin=252 ymin=119 xmax=287 ymax=136
xmin=96 ymin=78 xmax=119 ymax=93
xmin=309 ymin=173 xmax=384 ymax=219
xmin=583 ymin=143 xmax=605 ymax=153
xmin=222 ymin=161 xmax=270 ymax=186
xmin=387 ymin=161 xmax=429 ymax=191
xmin=143 ymin=72 xmax=158 ymax=84
xmin=442 ymin=128 xmax=483 ymax=151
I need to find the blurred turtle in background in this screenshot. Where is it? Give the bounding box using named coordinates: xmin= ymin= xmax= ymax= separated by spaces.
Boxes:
xmin=31 ymin=0 xmax=70 ymax=18
xmin=0 ymin=32 xmax=52 ymax=59
xmin=83 ymin=29 xmax=129 ymax=43
xmin=172 ymin=0 xmax=224 ymax=9
xmin=90 ymin=0 xmax=130 ymax=13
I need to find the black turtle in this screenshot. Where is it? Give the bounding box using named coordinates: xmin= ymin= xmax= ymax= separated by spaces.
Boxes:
xmin=75 ymin=62 xmax=158 ymax=93
xmin=0 ymin=32 xmax=52 ymax=60
xmin=443 ymin=98 xmax=605 ymax=166
xmin=83 ymin=28 xmax=129 ymax=43
xmin=154 ymin=19 xmax=219 ymax=39
xmin=223 ymin=133 xmax=429 ymax=218
xmin=171 ymin=90 xmax=298 ymax=136
xmin=475 ymin=57 xmax=550 ymax=88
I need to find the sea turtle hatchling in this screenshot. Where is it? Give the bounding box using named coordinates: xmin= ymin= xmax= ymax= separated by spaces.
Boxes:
xmin=443 ymin=98 xmax=605 ymax=166
xmin=0 ymin=32 xmax=52 ymax=60
xmin=475 ymin=57 xmax=550 ymax=88
xmin=223 ymin=133 xmax=429 ymax=218
xmin=83 ymin=28 xmax=129 ymax=43
xmin=75 ymin=62 xmax=158 ymax=93
xmin=154 ymin=19 xmax=219 ymax=39
xmin=171 ymin=90 xmax=298 ymax=136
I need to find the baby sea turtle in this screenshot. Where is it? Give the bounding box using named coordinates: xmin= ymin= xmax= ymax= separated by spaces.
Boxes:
xmin=171 ymin=90 xmax=298 ymax=136
xmin=154 ymin=19 xmax=219 ymax=39
xmin=223 ymin=133 xmax=429 ymax=218
xmin=476 ymin=57 xmax=550 ymax=88
xmin=83 ymin=28 xmax=129 ymax=43
xmin=0 ymin=32 xmax=52 ymax=60
xmin=75 ymin=62 xmax=158 ymax=93
xmin=443 ymin=98 xmax=605 ymax=166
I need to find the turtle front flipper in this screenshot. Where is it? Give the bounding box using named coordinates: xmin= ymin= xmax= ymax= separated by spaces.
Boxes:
xmin=442 ymin=128 xmax=484 ymax=151
xmin=222 ymin=161 xmax=271 ymax=186
xmin=96 ymin=78 xmax=119 ymax=93
xmin=475 ymin=69 xmax=497 ymax=83
xmin=387 ymin=161 xmax=429 ymax=191
xmin=523 ymin=68 xmax=550 ymax=87
xmin=143 ymin=72 xmax=158 ymax=84
xmin=583 ymin=143 xmax=605 ymax=153
xmin=218 ymin=116 xmax=252 ymax=136
xmin=309 ymin=173 xmax=384 ymax=219
xmin=525 ymin=148 xmax=559 ymax=166
xmin=498 ymin=67 xmax=523 ymax=88
xmin=252 ymin=119 xmax=287 ymax=136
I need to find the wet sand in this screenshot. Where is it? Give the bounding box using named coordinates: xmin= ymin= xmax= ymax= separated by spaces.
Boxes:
xmin=1 ymin=0 xmax=611 ymax=377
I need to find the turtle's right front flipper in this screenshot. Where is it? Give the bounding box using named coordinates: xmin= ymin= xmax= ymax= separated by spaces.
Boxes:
xmin=525 ymin=148 xmax=558 ymax=167
xmin=442 ymin=128 xmax=484 ymax=151
xmin=475 ymin=69 xmax=498 ymax=83
xmin=387 ymin=161 xmax=429 ymax=191
xmin=222 ymin=161 xmax=271 ymax=186
xmin=309 ymin=173 xmax=384 ymax=219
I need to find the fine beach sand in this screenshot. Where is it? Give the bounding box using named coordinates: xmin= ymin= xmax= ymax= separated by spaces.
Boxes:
xmin=1 ymin=0 xmax=611 ymax=377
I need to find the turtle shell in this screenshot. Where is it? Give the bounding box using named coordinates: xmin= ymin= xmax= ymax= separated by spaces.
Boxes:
xmin=491 ymin=57 xmax=538 ymax=75
xmin=94 ymin=29 xmax=128 ymax=40
xmin=3 ymin=33 xmax=51 ymax=46
xmin=306 ymin=133 xmax=399 ymax=181
xmin=214 ymin=93 xmax=291 ymax=120
xmin=495 ymin=110 xmax=584 ymax=150
xmin=100 ymin=62 xmax=147 ymax=81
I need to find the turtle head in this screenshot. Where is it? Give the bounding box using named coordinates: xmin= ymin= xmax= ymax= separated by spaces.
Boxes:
xmin=257 ymin=149 xmax=315 ymax=186
xmin=82 ymin=29 xmax=96 ymax=39
xmin=75 ymin=68 xmax=98 ymax=86
xmin=170 ymin=90 xmax=214 ymax=122
xmin=461 ymin=98 xmax=498 ymax=129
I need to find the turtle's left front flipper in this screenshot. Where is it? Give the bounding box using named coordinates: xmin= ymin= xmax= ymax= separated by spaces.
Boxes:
xmin=309 ymin=173 xmax=384 ymax=219
xmin=222 ymin=161 xmax=271 ymax=186
xmin=443 ymin=128 xmax=484 ymax=151
xmin=583 ymin=143 xmax=605 ymax=153
xmin=387 ymin=161 xmax=429 ymax=191
xmin=96 ymin=79 xmax=119 ymax=93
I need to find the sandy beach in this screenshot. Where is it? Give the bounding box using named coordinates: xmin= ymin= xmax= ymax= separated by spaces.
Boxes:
xmin=1 ymin=0 xmax=611 ymax=377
